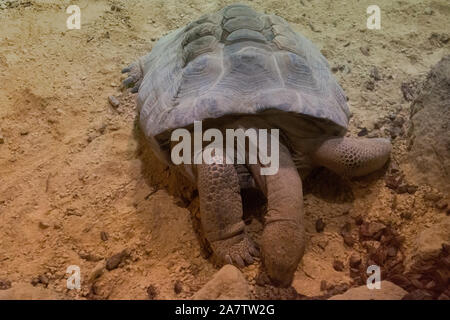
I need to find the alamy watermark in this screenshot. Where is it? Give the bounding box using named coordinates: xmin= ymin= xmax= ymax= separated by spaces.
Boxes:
xmin=366 ymin=265 xmax=381 ymax=289
xmin=170 ymin=121 xmax=280 ymax=175
xmin=66 ymin=265 xmax=81 ymax=290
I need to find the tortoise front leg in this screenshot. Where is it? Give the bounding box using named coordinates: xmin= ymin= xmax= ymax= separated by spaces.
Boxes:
xmin=197 ymin=154 xmax=259 ymax=268
xmin=312 ymin=137 xmax=391 ymax=177
xmin=250 ymin=143 xmax=305 ymax=287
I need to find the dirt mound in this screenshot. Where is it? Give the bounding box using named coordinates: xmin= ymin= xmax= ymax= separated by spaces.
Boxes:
xmin=404 ymin=55 xmax=450 ymax=195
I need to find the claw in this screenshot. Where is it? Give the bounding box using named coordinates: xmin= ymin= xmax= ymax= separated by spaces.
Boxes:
xmin=121 ymin=66 xmax=132 ymax=73
xmin=225 ymin=254 xmax=233 ymax=265
xmin=243 ymin=252 xmax=254 ymax=264
xmin=232 ymin=254 xmax=245 ymax=268
xmin=249 ymin=246 xmax=259 ymax=257
xmin=123 ymin=76 xmax=135 ymax=87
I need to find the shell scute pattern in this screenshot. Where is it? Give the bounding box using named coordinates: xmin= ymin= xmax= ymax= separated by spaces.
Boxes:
xmin=137 ymin=4 xmax=350 ymax=144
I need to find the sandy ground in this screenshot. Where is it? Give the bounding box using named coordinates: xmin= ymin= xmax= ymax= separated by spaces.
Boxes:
xmin=0 ymin=0 xmax=449 ymax=299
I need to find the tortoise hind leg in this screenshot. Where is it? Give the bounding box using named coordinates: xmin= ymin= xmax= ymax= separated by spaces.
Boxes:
xmin=197 ymin=153 xmax=259 ymax=268
xmin=249 ymin=143 xmax=305 ymax=287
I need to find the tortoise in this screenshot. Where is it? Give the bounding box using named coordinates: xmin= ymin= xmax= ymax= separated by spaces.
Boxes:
xmin=122 ymin=4 xmax=391 ymax=287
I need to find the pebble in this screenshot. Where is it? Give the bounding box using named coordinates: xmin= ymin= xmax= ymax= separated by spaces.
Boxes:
xmin=108 ymin=95 xmax=120 ymax=108
xmin=315 ymin=218 xmax=325 ymax=233
xmin=89 ymin=261 xmax=106 ymax=282
xmin=360 ymin=46 xmax=370 ymax=56
xmin=38 ymin=275 xmax=49 ymax=286
xmin=370 ymin=66 xmax=382 ymax=81
xmin=424 ymin=7 xmax=433 ymax=15
xmin=320 ymin=280 xmax=327 ymax=291
xmin=357 ymin=127 xmax=368 ymax=136
xmin=147 ymin=284 xmax=158 ymax=300
xmin=0 ymin=279 xmax=11 ymax=290
xmin=333 ymin=259 xmax=345 ymax=272
xmin=0 ymin=133 xmax=4 ymax=144
xmin=174 ymin=280 xmax=183 ymax=294
xmin=30 ymin=277 xmax=40 ymax=286
xmin=406 ymin=185 xmax=418 ymax=194
xmin=38 ymin=221 xmax=50 ymax=229
xmin=106 ymin=249 xmax=129 ymax=270
xmin=100 ymin=231 xmax=109 ymax=241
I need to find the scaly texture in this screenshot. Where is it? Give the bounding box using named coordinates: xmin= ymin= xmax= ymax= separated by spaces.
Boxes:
xmin=312 ymin=137 xmax=392 ymax=177
xmin=197 ymin=151 xmax=259 ymax=268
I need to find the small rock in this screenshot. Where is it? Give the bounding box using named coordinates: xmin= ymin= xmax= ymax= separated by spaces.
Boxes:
xmin=89 ymin=260 xmax=106 ymax=283
xmin=38 ymin=275 xmax=49 ymax=286
xmin=38 ymin=221 xmax=50 ymax=229
xmin=108 ymin=95 xmax=120 ymax=108
xmin=424 ymin=7 xmax=433 ymax=15
xmin=0 ymin=134 xmax=4 ymax=144
xmin=320 ymin=280 xmax=328 ymax=291
xmin=0 ymin=279 xmax=11 ymax=290
xmin=360 ymin=46 xmax=370 ymax=56
xmin=192 ymin=265 xmax=251 ymax=300
xmin=100 ymin=231 xmax=109 ymax=241
xmin=30 ymin=278 xmax=40 ymax=286
xmin=357 ymin=127 xmax=368 ymax=136
xmin=147 ymin=284 xmax=158 ymax=300
xmin=329 ymin=281 xmax=407 ymax=300
xmin=315 ymin=218 xmax=325 ymax=233
xmin=333 ymin=259 xmax=345 ymax=272
xmin=396 ymin=182 xmax=408 ymax=194
xmin=106 ymin=249 xmax=129 ymax=271
xmin=369 ymin=66 xmax=382 ymax=81
xmin=406 ymin=185 xmax=418 ymax=194
xmin=349 ymin=254 xmax=362 ymax=268
xmin=174 ymin=280 xmax=183 ymax=294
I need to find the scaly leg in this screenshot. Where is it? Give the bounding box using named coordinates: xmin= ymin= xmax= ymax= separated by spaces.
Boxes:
xmin=250 ymin=143 xmax=305 ymax=287
xmin=197 ymin=153 xmax=259 ymax=268
xmin=312 ymin=137 xmax=392 ymax=177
